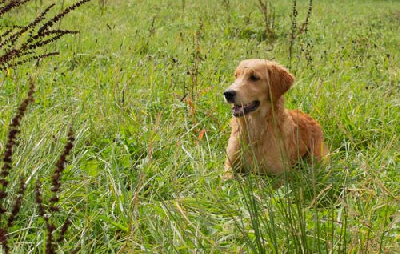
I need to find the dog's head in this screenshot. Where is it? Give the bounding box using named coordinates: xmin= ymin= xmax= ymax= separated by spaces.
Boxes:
xmin=224 ymin=59 xmax=294 ymax=117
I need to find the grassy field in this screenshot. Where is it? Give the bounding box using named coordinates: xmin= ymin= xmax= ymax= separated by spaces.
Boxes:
xmin=1 ymin=0 xmax=399 ymax=252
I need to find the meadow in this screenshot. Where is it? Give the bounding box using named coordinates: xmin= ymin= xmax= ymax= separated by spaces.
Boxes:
xmin=0 ymin=0 xmax=399 ymax=252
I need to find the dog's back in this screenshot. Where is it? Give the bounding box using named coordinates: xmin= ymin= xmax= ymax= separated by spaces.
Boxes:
xmin=289 ymin=110 xmax=328 ymax=160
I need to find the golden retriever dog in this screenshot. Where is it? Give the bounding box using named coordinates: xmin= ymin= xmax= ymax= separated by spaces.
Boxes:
xmin=224 ymin=59 xmax=328 ymax=177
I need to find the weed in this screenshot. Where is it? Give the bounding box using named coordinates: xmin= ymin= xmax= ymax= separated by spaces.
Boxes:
xmin=289 ymin=0 xmax=314 ymax=69
xmin=289 ymin=0 xmax=298 ymax=68
xmin=35 ymin=127 xmax=75 ymax=254
xmin=0 ymin=0 xmax=90 ymax=70
xmin=0 ymin=0 xmax=89 ymax=252
xmin=298 ymin=0 xmax=313 ymax=35
xmin=0 ymin=79 xmax=34 ymax=253
xmin=257 ymin=0 xmax=276 ymax=40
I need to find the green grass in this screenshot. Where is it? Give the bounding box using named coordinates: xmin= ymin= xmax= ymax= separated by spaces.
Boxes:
xmin=1 ymin=0 xmax=399 ymax=252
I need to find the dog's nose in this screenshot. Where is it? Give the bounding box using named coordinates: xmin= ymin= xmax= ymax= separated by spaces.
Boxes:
xmin=224 ymin=90 xmax=236 ymax=102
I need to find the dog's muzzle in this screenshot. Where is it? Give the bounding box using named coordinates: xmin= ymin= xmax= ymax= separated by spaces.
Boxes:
xmin=231 ymin=101 xmax=260 ymax=117
xmin=224 ymin=89 xmax=260 ymax=117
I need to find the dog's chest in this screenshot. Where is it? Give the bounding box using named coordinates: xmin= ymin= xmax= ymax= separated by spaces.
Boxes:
xmin=241 ymin=128 xmax=286 ymax=174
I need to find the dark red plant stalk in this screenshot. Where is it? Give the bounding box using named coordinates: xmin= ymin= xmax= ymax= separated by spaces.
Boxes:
xmin=27 ymin=29 xmax=78 ymax=44
xmin=7 ymin=175 xmax=26 ymax=227
xmin=35 ymin=179 xmax=56 ymax=254
xmin=49 ymin=127 xmax=75 ymax=212
xmin=0 ymin=80 xmax=35 ymax=212
xmin=0 ymin=0 xmax=32 ymax=17
xmin=35 ymin=179 xmax=47 ymax=222
xmin=298 ymin=0 xmax=313 ymax=34
xmin=0 ymin=28 xmax=17 ymax=44
xmin=70 ymin=248 xmax=79 ymax=254
xmin=5 ymin=52 xmax=59 ymax=70
xmin=46 ymin=223 xmax=56 ymax=254
xmin=0 ymin=0 xmax=91 ymax=70
xmin=0 ymin=228 xmax=8 ymax=253
xmin=38 ymin=0 xmax=91 ymax=35
xmin=0 ymin=80 xmax=35 ymax=254
xmin=57 ymin=218 xmax=71 ymax=243
xmin=21 ymin=30 xmax=79 ymax=52
xmin=0 ymin=30 xmax=78 ymax=68
xmin=0 ymin=3 xmax=55 ymax=49
xmin=35 ymin=127 xmax=75 ymax=254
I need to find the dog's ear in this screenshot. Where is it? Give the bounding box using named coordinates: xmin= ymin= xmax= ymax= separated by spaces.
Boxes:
xmin=267 ymin=62 xmax=294 ymax=101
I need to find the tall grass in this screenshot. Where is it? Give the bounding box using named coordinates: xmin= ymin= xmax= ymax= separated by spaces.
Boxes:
xmin=0 ymin=0 xmax=399 ymax=252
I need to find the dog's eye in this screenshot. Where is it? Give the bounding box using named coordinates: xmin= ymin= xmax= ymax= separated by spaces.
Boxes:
xmin=249 ymin=74 xmax=260 ymax=81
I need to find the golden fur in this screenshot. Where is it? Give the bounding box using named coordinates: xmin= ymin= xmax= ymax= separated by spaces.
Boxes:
xmin=224 ymin=59 xmax=328 ymax=177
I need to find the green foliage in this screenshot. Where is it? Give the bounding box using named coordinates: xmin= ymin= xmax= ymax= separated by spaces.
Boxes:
xmin=0 ymin=0 xmax=399 ymax=252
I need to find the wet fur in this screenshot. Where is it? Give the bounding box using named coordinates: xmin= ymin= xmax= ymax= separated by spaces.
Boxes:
xmin=224 ymin=59 xmax=328 ymax=177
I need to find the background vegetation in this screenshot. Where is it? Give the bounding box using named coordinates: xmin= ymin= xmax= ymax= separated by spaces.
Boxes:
xmin=0 ymin=0 xmax=399 ymax=252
